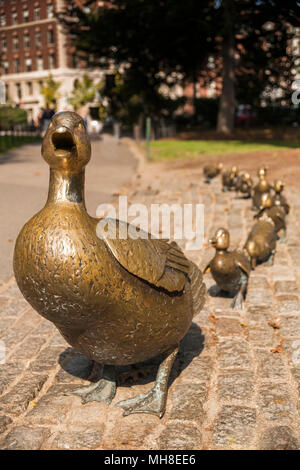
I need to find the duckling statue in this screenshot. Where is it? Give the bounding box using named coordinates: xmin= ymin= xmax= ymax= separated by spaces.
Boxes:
xmin=235 ymin=172 xmax=253 ymax=198
xmin=222 ymin=166 xmax=238 ymax=192
xmin=13 ymin=111 xmax=206 ymax=418
xmin=252 ymin=167 xmax=271 ymax=210
xmin=273 ymin=180 xmax=290 ymax=215
xmin=203 ymin=228 xmax=250 ymax=309
xmin=254 ymin=193 xmax=287 ymax=243
xmin=244 ymin=218 xmax=277 ymax=269
xmin=203 ymin=163 xmax=223 ymax=183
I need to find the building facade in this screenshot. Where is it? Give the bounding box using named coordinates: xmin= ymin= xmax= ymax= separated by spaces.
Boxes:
xmin=0 ymin=0 xmax=103 ymax=122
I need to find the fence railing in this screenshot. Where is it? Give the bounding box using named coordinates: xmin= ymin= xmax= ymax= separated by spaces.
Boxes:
xmin=0 ymin=130 xmax=41 ymax=153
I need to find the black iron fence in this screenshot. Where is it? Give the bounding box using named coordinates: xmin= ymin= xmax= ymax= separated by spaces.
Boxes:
xmin=0 ymin=130 xmax=41 ymax=153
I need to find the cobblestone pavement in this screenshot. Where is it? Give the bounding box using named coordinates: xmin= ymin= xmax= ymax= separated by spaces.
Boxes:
xmin=0 ymin=148 xmax=300 ymax=450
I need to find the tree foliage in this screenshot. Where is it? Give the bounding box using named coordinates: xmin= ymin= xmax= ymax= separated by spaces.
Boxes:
xmin=40 ymin=74 xmax=61 ymax=106
xmin=59 ymin=0 xmax=300 ymax=130
xmin=69 ymin=73 xmax=103 ymax=110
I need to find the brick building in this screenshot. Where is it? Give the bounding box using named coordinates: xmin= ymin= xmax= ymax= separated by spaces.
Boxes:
xmin=0 ymin=0 xmax=103 ymax=122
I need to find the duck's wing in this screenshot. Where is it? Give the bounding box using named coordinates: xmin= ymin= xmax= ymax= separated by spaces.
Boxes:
xmin=233 ymin=249 xmax=251 ymax=277
xmin=97 ymin=218 xmax=190 ymax=292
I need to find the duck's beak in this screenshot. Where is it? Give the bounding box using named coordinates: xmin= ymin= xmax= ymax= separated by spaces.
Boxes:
xmin=51 ymin=126 xmax=76 ymax=158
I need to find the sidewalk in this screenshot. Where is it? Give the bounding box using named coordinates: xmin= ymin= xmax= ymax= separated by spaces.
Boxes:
xmin=0 ymin=144 xmax=300 ymax=449
xmin=0 ymin=135 xmax=137 ymax=281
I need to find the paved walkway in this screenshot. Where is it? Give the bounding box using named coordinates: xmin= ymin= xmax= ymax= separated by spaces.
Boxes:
xmin=0 ymin=135 xmax=137 ymax=282
xmin=0 ymin=146 xmax=300 ymax=449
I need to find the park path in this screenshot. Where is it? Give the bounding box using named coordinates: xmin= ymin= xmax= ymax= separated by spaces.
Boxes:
xmin=0 ymin=135 xmax=137 ymax=282
xmin=0 ymin=145 xmax=300 ymax=449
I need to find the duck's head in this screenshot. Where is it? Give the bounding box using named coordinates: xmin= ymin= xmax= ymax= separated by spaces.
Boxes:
xmin=258 ymin=166 xmax=267 ymax=178
xmin=259 ymin=192 xmax=273 ymax=210
xmin=209 ymin=227 xmax=230 ymax=251
xmin=246 ymin=239 xmax=258 ymax=257
xmin=273 ymin=179 xmax=284 ymax=194
xmin=231 ymin=166 xmax=238 ymax=175
xmin=217 ymin=163 xmax=223 ymax=171
xmin=42 ymin=111 xmax=91 ymax=173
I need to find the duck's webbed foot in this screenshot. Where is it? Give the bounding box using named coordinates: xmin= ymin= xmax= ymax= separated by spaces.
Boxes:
xmin=65 ymin=365 xmax=116 ymax=405
xmin=115 ymin=346 xmax=178 ymax=418
xmin=278 ymin=228 xmax=287 ymax=244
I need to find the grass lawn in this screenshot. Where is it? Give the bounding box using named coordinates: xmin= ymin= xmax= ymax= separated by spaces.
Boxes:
xmin=149 ymin=139 xmax=300 ymax=161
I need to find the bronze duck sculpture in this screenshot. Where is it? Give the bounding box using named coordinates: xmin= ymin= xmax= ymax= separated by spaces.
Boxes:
xmin=273 ymin=180 xmax=290 ymax=215
xmin=203 ymin=163 xmax=223 ymax=183
xmin=13 ymin=111 xmax=206 ymax=418
xmin=235 ymin=172 xmax=253 ymax=198
xmin=254 ymin=193 xmax=287 ymax=243
xmin=222 ymin=166 xmax=238 ymax=192
xmin=252 ymin=167 xmax=271 ymax=210
xmin=203 ymin=228 xmax=250 ymax=309
xmin=244 ymin=217 xmax=277 ymax=269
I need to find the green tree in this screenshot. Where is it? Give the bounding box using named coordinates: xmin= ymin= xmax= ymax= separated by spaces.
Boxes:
xmin=69 ymin=73 xmax=103 ymax=110
xmin=40 ymin=74 xmax=61 ymax=106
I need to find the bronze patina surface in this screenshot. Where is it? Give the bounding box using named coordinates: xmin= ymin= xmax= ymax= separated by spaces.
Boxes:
xmin=252 ymin=167 xmax=271 ymax=210
xmin=13 ymin=111 xmax=206 ymax=418
xmin=244 ymin=218 xmax=277 ymax=269
xmin=273 ymin=180 xmax=290 ymax=215
xmin=254 ymin=193 xmax=287 ymax=243
xmin=203 ymin=228 xmax=250 ymax=309
xmin=235 ymin=172 xmax=253 ymax=198
xmin=222 ymin=166 xmax=238 ymax=192
xmin=203 ymin=163 xmax=223 ymax=183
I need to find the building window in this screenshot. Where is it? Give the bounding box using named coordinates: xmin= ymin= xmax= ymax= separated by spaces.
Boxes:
xmin=72 ymin=54 xmax=78 ymax=68
xmin=1 ymin=36 xmax=7 ymax=50
xmin=16 ymin=83 xmax=22 ymax=100
xmin=24 ymin=33 xmax=30 ymax=49
xmin=12 ymin=11 xmax=18 ymax=25
xmin=13 ymin=36 xmax=19 ymax=51
xmin=23 ymin=9 xmax=29 ymax=23
xmin=2 ymin=61 xmax=9 ymax=74
xmin=0 ymin=14 xmax=6 ymax=26
xmin=47 ymin=3 xmax=54 ymax=18
xmin=34 ymin=6 xmax=40 ymax=21
xmin=25 ymin=58 xmax=32 ymax=72
xmin=35 ymin=32 xmax=41 ymax=49
xmin=14 ymin=59 xmax=20 ymax=73
xmin=36 ymin=56 xmax=43 ymax=70
xmin=49 ymin=53 xmax=56 ymax=69
xmin=47 ymin=29 xmax=54 ymax=44
xmin=27 ymin=82 xmax=33 ymax=95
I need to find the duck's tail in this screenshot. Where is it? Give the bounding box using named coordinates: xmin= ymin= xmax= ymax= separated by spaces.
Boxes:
xmin=188 ymin=261 xmax=206 ymax=318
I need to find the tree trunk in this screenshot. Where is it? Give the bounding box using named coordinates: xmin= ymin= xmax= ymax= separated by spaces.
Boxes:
xmin=217 ymin=0 xmax=236 ymax=134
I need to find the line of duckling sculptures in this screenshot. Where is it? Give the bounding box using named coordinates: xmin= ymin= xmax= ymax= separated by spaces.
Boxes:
xmin=203 ymin=163 xmax=290 ymax=309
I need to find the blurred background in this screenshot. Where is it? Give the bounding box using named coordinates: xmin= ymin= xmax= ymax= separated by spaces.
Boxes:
xmin=0 ymin=0 xmax=299 ymax=149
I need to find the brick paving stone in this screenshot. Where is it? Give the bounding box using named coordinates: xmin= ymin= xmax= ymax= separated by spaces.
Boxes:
xmin=213 ymin=405 xmax=256 ymax=449
xmin=217 ymin=339 xmax=252 ymax=369
xmin=158 ymin=423 xmax=202 ymax=450
xmin=258 ymin=383 xmax=294 ymax=423
xmin=1 ymin=146 xmax=300 ymax=450
xmin=215 ymin=318 xmax=244 ymax=338
xmin=256 ymin=351 xmax=288 ymax=380
xmin=217 ymin=370 xmax=254 ymax=402
xmin=258 ymin=426 xmax=299 ymax=450
xmin=168 ymin=383 xmax=207 ymax=421
xmin=1 ymin=372 xmax=48 ymax=416
xmin=49 ymin=428 xmax=104 ymax=450
xmin=0 ymin=415 xmax=12 ymax=434
xmin=0 ymin=426 xmax=50 ymax=450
